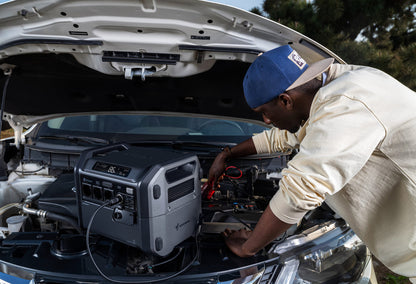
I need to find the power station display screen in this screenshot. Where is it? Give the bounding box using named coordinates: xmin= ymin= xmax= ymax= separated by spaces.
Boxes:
xmin=93 ymin=162 xmax=131 ymax=177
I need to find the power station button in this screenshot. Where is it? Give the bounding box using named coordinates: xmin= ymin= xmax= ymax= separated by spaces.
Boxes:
xmin=153 ymin=185 xmax=161 ymax=199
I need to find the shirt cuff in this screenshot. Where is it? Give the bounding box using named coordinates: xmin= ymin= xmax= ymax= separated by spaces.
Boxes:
xmin=269 ymin=189 xmax=308 ymax=224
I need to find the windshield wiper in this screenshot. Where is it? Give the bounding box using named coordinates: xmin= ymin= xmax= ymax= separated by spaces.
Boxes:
xmin=130 ymin=140 xmax=234 ymax=148
xmin=38 ymin=135 xmax=110 ymax=145
xmin=126 ymin=140 xmax=236 ymax=154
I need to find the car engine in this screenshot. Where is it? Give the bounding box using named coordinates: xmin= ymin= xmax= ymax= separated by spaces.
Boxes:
xmin=0 ymin=139 xmax=363 ymax=283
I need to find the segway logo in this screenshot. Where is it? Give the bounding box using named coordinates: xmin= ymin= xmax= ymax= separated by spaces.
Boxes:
xmin=175 ymin=220 xmax=190 ymax=231
xmin=288 ymin=50 xmax=307 ymax=70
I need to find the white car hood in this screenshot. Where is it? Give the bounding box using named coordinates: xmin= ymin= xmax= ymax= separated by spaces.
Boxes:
xmin=0 ymin=0 xmax=343 ymax=127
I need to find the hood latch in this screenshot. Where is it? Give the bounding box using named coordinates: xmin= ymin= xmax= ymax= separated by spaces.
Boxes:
xmin=124 ymin=67 xmax=157 ymax=81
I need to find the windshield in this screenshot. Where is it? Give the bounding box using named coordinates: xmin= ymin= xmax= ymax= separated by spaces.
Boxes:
xmin=36 ymin=114 xmax=268 ymax=142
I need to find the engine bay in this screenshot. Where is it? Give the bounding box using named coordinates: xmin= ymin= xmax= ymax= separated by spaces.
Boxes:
xmin=0 ymin=138 xmax=347 ymax=283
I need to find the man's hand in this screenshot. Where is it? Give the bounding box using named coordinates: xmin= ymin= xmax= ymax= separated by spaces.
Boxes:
xmin=208 ymin=138 xmax=257 ymax=186
xmin=222 ymin=205 xmax=293 ymax=258
xmin=222 ymin=228 xmax=255 ymax=257
xmin=208 ymin=147 xmax=231 ymax=186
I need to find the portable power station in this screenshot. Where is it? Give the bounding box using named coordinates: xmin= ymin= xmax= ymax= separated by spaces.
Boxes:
xmin=74 ymin=143 xmax=201 ymax=256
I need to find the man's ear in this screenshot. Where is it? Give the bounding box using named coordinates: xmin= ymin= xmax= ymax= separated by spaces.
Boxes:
xmin=278 ymin=93 xmax=294 ymax=110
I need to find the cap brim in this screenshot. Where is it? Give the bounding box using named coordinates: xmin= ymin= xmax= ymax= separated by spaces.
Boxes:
xmin=286 ymin=58 xmax=334 ymax=91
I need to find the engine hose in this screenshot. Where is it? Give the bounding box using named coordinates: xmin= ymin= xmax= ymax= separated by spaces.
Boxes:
xmin=22 ymin=205 xmax=82 ymax=234
xmin=45 ymin=211 xmax=82 ymax=234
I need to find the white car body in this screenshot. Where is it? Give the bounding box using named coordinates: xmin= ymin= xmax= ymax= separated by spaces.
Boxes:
xmin=0 ymin=1 xmax=376 ymax=283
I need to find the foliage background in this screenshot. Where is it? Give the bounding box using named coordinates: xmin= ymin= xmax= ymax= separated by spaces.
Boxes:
xmin=251 ymin=0 xmax=416 ymax=90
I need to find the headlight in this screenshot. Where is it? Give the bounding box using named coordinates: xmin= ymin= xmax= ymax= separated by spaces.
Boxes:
xmin=217 ymin=220 xmax=370 ymax=284
xmin=272 ymin=220 xmax=368 ymax=284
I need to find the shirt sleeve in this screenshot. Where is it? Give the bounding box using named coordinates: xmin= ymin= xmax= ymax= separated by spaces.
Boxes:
xmin=268 ymin=94 xmax=386 ymax=224
xmin=252 ymin=127 xmax=300 ymax=154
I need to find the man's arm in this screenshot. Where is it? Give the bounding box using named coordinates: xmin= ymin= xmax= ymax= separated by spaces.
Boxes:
xmin=208 ymin=127 xmax=299 ymax=185
xmin=208 ymin=138 xmax=257 ymax=184
xmin=223 ymin=205 xmax=292 ymax=257
xmin=207 ymin=131 xmax=296 ymax=257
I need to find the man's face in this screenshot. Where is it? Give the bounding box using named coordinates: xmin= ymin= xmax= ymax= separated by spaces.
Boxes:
xmin=253 ymin=93 xmax=302 ymax=133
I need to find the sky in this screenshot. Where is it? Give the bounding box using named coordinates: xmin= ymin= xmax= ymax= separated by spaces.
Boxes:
xmin=0 ymin=0 xmax=264 ymax=11
xmin=210 ymin=0 xmax=263 ymax=11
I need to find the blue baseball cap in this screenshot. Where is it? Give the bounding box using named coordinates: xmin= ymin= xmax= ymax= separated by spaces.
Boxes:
xmin=243 ymin=45 xmax=334 ymax=108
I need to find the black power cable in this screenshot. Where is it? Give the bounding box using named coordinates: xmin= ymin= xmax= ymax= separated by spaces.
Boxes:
xmin=86 ymin=197 xmax=199 ymax=284
xmin=149 ymin=247 xmax=183 ymax=269
xmin=218 ymin=209 xmax=253 ymax=231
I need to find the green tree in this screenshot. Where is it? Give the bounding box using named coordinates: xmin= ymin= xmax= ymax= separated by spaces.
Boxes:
xmin=255 ymin=0 xmax=416 ymax=90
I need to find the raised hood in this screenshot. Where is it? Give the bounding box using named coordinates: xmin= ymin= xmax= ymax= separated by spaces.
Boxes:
xmin=0 ymin=0 xmax=343 ymax=127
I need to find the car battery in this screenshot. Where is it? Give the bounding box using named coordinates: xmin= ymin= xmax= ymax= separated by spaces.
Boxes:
xmin=74 ymin=143 xmax=201 ymax=256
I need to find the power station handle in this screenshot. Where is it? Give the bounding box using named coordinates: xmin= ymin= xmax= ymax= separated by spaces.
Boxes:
xmin=77 ymin=143 xmax=129 ymax=168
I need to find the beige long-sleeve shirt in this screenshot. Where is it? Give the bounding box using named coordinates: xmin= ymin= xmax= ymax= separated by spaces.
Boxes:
xmin=252 ymin=63 xmax=416 ymax=276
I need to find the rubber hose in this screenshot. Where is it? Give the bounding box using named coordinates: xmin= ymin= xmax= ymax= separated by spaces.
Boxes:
xmin=45 ymin=211 xmax=82 ymax=234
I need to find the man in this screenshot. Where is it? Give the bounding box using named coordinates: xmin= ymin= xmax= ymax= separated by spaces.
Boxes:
xmin=208 ymin=45 xmax=416 ymax=278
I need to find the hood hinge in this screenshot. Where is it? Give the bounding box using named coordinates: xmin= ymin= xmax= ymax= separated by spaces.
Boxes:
xmin=4 ymin=115 xmax=24 ymax=149
xmin=0 ymin=64 xmax=16 ymax=76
